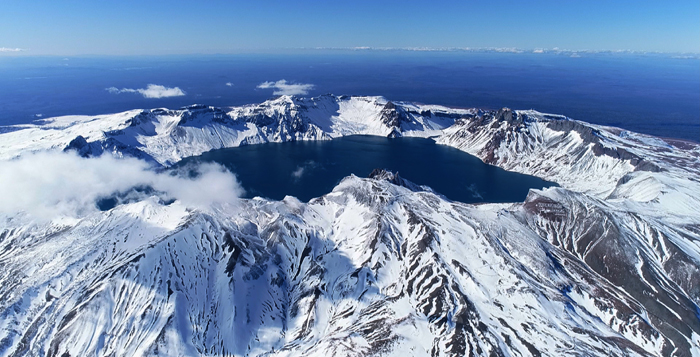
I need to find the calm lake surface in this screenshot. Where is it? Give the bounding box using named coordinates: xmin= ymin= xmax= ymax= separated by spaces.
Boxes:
xmin=177 ymin=135 xmax=557 ymax=203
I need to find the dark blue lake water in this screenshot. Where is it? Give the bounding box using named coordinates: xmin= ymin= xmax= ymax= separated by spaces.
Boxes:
xmin=1 ymin=51 xmax=698 ymax=141
xmin=176 ymin=135 xmax=557 ymax=203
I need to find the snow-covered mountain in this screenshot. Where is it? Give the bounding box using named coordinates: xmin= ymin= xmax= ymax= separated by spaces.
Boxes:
xmin=0 ymin=95 xmax=462 ymax=166
xmin=1 ymin=95 xmax=699 ymax=356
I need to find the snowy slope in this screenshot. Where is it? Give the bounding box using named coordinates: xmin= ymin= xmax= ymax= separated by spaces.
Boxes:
xmin=436 ymin=109 xmax=700 ymax=198
xmin=0 ymin=95 xmax=463 ymax=166
xmin=2 ymin=172 xmax=697 ymax=356
xmin=1 ymin=95 xmax=699 ymax=356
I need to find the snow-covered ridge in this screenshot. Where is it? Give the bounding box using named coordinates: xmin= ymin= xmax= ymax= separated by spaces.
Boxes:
xmin=0 ymin=95 xmax=466 ymax=167
xmin=437 ymin=108 xmax=700 ymax=197
xmin=1 ymin=94 xmax=696 ymax=198
xmin=1 ymin=170 xmax=698 ymax=356
xmin=1 ymin=95 xmax=699 ymax=356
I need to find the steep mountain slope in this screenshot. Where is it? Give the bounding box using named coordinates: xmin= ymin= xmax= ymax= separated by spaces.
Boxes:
xmin=437 ymin=108 xmax=700 ymax=197
xmin=0 ymin=95 xmax=699 ymax=356
xmin=2 ymin=172 xmax=695 ymax=357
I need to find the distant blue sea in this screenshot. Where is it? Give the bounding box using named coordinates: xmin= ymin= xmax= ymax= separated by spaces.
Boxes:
xmin=1 ymin=51 xmax=698 ymax=141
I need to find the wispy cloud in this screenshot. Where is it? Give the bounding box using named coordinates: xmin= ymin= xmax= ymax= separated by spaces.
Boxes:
xmin=257 ymin=80 xmax=314 ymax=96
xmin=291 ymin=161 xmax=318 ymax=182
xmin=106 ymin=84 xmax=186 ymax=98
xmin=291 ymin=166 xmax=305 ymax=180
xmin=0 ymin=151 xmax=243 ymax=221
xmin=0 ymin=47 xmax=26 ymax=52
xmin=225 ymin=82 xmax=233 ymax=87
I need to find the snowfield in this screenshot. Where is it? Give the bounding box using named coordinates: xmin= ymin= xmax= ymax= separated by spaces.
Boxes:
xmin=0 ymin=95 xmax=699 ymax=356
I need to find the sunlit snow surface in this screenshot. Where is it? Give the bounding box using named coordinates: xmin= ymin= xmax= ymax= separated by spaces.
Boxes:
xmin=1 ymin=95 xmax=699 ymax=356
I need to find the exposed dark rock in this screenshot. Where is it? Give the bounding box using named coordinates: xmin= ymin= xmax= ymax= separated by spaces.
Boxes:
xmin=368 ymin=169 xmax=437 ymax=195
xmin=63 ymin=135 xmax=91 ymax=157
xmin=386 ymin=127 xmax=402 ymax=138
xmin=379 ymin=101 xmax=410 ymax=128
xmin=495 ymin=108 xmax=516 ymax=124
xmin=546 ymin=117 xmax=601 ymax=143
xmin=519 ymin=191 xmax=700 ymax=356
xmin=127 ymin=111 xmax=151 ymax=127
xmin=178 ymin=106 xmax=231 ymax=126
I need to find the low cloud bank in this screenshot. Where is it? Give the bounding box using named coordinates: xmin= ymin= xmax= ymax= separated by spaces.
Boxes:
xmin=0 ymin=47 xmax=25 ymax=52
xmin=0 ymin=152 xmax=243 ymax=221
xmin=257 ymin=80 xmax=314 ymax=96
xmin=106 ymin=84 xmax=186 ymax=98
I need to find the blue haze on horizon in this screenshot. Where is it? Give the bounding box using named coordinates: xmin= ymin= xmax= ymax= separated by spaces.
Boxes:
xmin=0 ymin=0 xmax=698 ymax=56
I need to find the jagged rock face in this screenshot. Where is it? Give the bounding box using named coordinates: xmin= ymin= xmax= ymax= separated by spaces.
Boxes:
xmin=367 ymin=168 xmax=439 ymax=195
xmin=64 ymin=134 xmax=155 ymax=162
xmin=379 ymin=102 xmax=411 ymax=133
xmin=1 ymin=95 xmax=700 ymax=356
xmin=519 ymin=190 xmax=700 ymax=356
xmin=437 ymin=109 xmax=699 ymax=197
xmin=63 ymin=135 xmax=91 ymax=157
xmin=2 ymin=174 xmax=696 ymax=357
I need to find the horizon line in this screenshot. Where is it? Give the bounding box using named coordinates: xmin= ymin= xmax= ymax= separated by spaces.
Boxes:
xmin=1 ymin=46 xmax=699 ymax=58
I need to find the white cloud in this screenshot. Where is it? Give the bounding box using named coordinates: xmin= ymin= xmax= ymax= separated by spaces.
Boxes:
xmin=0 ymin=47 xmax=25 ymax=52
xmin=291 ymin=161 xmax=317 ymax=182
xmin=106 ymin=84 xmax=186 ymax=98
xmin=257 ymin=80 xmax=314 ymax=96
xmin=0 ymin=151 xmax=243 ymax=221
xmin=291 ymin=166 xmax=305 ymax=180
xmin=225 ymin=82 xmax=233 ymax=87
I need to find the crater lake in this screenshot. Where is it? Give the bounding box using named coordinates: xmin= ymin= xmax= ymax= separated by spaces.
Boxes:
xmin=176 ymin=135 xmax=557 ymax=203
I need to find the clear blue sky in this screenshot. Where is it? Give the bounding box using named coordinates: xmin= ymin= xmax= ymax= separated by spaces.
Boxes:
xmin=1 ymin=0 xmax=698 ymax=55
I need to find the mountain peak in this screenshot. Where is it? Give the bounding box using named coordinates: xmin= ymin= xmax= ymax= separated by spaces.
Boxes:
xmin=367 ymin=168 xmax=433 ymax=194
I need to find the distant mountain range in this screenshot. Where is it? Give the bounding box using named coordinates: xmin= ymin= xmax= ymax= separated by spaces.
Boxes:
xmin=1 ymin=95 xmax=698 ymax=356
